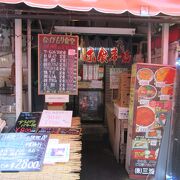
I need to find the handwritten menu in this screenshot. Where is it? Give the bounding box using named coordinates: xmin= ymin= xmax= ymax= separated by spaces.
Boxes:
xmin=15 ymin=112 xmax=41 ymax=133
xmin=128 ymin=63 xmax=176 ymax=179
xmin=38 ymin=34 xmax=78 ymax=95
xmin=38 ymin=110 xmax=72 ymax=128
xmin=0 ymin=133 xmax=49 ymax=172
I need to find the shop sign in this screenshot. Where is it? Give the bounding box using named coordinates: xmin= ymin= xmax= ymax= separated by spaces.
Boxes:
xmin=82 ymin=47 xmax=131 ymax=64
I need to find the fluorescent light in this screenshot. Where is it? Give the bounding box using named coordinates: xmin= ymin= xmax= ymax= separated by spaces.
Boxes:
xmin=54 ymin=26 xmax=135 ymax=35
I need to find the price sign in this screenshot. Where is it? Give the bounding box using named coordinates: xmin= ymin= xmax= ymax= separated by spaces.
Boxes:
xmin=15 ymin=112 xmax=41 ymax=133
xmin=38 ymin=34 xmax=78 ymax=95
xmin=0 ymin=133 xmax=49 ymax=172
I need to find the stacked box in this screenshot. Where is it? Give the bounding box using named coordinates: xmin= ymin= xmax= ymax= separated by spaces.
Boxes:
xmin=118 ymin=73 xmax=131 ymax=107
xmin=119 ymin=73 xmax=131 ymax=91
xmin=118 ymin=91 xmax=130 ymax=107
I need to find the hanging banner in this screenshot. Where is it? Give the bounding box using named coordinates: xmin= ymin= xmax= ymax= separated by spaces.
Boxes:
xmin=38 ymin=34 xmax=78 ymax=95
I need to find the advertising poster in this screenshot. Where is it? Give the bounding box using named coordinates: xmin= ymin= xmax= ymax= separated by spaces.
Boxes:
xmin=79 ymin=91 xmax=103 ymax=121
xmin=127 ymin=63 xmax=176 ymax=179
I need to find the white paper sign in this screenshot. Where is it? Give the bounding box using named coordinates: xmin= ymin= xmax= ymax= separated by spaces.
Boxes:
xmin=39 ymin=110 xmax=72 ymax=128
xmin=45 ymin=95 xmax=69 ymax=103
xmin=44 ymin=141 xmax=70 ymax=164
xmin=110 ymin=68 xmax=128 ymax=89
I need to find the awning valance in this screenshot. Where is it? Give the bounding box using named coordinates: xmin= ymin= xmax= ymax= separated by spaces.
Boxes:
xmin=0 ymin=0 xmax=180 ymax=16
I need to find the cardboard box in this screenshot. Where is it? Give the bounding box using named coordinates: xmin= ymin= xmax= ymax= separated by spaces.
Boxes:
xmin=119 ymin=73 xmax=131 ymax=91
xmin=118 ymin=91 xmax=130 ymax=107
xmin=114 ymin=103 xmax=129 ymax=119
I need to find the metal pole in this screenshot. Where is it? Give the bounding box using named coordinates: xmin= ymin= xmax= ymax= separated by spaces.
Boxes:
xmin=161 ymin=23 xmax=169 ymax=65
xmin=27 ymin=19 xmax=32 ymax=112
xmin=147 ymin=22 xmax=151 ymax=63
xmin=15 ymin=19 xmax=23 ymax=119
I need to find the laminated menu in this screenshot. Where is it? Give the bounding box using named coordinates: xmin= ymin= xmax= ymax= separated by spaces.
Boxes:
xmin=38 ymin=34 xmax=78 ymax=95
xmin=126 ymin=63 xmax=176 ymax=179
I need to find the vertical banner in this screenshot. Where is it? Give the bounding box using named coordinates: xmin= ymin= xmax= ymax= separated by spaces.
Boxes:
xmin=38 ymin=34 xmax=78 ymax=95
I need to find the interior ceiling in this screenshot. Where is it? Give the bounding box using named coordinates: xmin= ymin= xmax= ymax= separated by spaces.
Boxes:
xmin=0 ymin=2 xmax=179 ymax=36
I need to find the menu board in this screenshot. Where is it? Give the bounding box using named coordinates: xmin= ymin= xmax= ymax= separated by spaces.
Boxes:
xmin=15 ymin=112 xmax=41 ymax=133
xmin=38 ymin=34 xmax=78 ymax=95
xmin=0 ymin=133 xmax=49 ymax=172
xmin=127 ymin=63 xmax=176 ymax=179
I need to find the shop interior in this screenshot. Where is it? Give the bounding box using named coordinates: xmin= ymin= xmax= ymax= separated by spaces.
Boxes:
xmin=0 ymin=2 xmax=180 ymax=180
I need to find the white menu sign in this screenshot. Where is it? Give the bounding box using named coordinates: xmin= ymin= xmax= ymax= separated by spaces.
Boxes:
xmin=110 ymin=68 xmax=128 ymax=89
xmin=39 ymin=110 xmax=72 ymax=128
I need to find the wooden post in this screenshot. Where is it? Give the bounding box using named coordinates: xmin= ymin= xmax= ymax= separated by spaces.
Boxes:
xmin=15 ymin=19 xmax=23 ymax=119
xmin=147 ymin=22 xmax=151 ymax=63
xmin=27 ymin=19 xmax=32 ymax=112
xmin=161 ymin=23 xmax=169 ymax=65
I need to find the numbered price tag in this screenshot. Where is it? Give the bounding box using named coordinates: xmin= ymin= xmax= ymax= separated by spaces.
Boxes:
xmin=159 ymin=95 xmax=170 ymax=101
xmin=155 ymin=82 xmax=165 ymax=87
xmin=139 ymin=99 xmax=149 ymax=105
xmin=139 ymin=80 xmax=149 ymax=86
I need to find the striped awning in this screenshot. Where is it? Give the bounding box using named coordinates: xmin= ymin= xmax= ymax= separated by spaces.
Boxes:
xmin=0 ymin=0 xmax=180 ymax=16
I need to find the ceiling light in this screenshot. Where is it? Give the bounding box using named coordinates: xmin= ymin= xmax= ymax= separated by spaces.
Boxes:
xmin=54 ymin=26 xmax=135 ymax=35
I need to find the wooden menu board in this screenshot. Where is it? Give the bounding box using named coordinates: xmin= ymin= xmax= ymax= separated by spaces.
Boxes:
xmin=38 ymin=34 xmax=78 ymax=95
xmin=0 ymin=133 xmax=49 ymax=172
xmin=15 ymin=112 xmax=41 ymax=133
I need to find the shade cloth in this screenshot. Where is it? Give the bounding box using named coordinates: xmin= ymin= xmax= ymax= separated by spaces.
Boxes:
xmin=0 ymin=0 xmax=180 ymax=16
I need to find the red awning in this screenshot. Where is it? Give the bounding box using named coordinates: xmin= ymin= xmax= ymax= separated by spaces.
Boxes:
xmin=0 ymin=0 xmax=180 ymax=16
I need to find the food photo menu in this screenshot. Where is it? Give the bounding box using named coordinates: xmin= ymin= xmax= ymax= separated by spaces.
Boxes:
xmin=127 ymin=63 xmax=176 ymax=179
